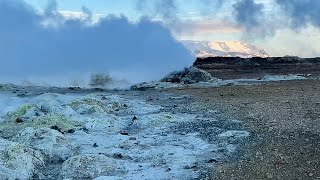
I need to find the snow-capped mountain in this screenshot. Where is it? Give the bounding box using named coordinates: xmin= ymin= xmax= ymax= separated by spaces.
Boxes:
xmin=182 ymin=40 xmax=269 ymax=58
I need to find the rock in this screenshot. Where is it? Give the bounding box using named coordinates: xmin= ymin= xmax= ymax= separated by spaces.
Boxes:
xmin=67 ymin=129 xmax=75 ymax=134
xmin=22 ymin=107 xmax=44 ymax=120
xmin=130 ymin=81 xmax=182 ymax=91
xmin=132 ymin=116 xmax=138 ymax=121
xmin=69 ymin=95 xmax=125 ymax=115
xmin=16 ymin=117 xmax=24 ymax=123
xmin=0 ymin=112 xmax=77 ymax=139
xmin=0 ymin=139 xmax=45 ymax=180
xmin=13 ymin=127 xmax=78 ymax=162
xmin=120 ymin=131 xmax=129 ymax=136
xmin=60 ymin=154 xmax=123 ymax=179
xmin=160 ymin=67 xmax=218 ymax=84
xmin=51 ymin=125 xmax=64 ymax=134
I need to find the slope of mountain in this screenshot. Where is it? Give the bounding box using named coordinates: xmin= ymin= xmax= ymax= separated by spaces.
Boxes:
xmin=182 ymin=40 xmax=269 ymax=58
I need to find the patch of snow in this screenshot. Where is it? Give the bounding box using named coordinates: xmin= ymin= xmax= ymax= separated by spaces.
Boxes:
xmin=182 ymin=40 xmax=269 ymax=58
xmin=261 ymin=74 xmax=306 ymax=81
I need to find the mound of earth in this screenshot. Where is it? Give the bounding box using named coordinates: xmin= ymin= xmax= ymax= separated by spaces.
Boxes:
xmin=160 ymin=67 xmax=219 ymax=84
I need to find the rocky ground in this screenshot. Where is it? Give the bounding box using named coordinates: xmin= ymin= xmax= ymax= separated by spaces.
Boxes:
xmin=0 ymin=77 xmax=319 ymax=179
xmin=0 ymin=84 xmax=250 ymax=180
xmin=169 ymin=79 xmax=320 ymax=180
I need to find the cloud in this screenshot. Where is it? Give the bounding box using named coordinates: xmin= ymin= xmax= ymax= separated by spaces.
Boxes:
xmin=232 ymin=0 xmax=280 ymax=39
xmin=170 ymin=19 xmax=242 ymax=38
xmin=233 ymin=0 xmax=264 ymax=29
xmin=276 ymin=0 xmax=320 ymax=29
xmin=0 ymin=0 xmax=193 ymax=87
xmin=255 ymin=26 xmax=320 ymax=57
xmin=136 ymin=0 xmax=178 ymax=21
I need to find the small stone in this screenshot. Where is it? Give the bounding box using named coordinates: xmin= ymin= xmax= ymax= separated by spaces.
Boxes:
xmin=93 ymin=143 xmax=98 ymax=148
xmin=120 ymin=131 xmax=129 ymax=136
xmin=129 ymin=137 xmax=137 ymax=141
xmin=207 ymin=159 xmax=217 ymax=163
xmin=50 ymin=125 xmax=64 ymax=134
xmin=112 ymin=153 xmax=123 ymax=159
xmin=166 ymin=168 xmax=171 ymax=172
xmin=132 ymin=116 xmax=138 ymax=121
xmin=16 ymin=117 xmax=24 ymax=123
xmin=67 ymin=129 xmax=75 ymax=134
xmin=80 ymin=127 xmax=89 ymax=133
xmin=309 ymin=173 xmax=314 ymax=177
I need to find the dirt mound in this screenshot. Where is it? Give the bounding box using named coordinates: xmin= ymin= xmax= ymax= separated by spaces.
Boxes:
xmin=161 ymin=67 xmax=218 ymax=84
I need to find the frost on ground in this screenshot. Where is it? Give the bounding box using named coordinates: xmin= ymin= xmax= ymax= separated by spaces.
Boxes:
xmin=131 ymin=73 xmax=308 ymax=91
xmin=0 ymin=90 xmax=250 ymax=179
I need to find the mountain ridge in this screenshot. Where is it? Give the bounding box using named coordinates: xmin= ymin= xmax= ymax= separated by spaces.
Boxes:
xmin=182 ymin=40 xmax=269 ymax=58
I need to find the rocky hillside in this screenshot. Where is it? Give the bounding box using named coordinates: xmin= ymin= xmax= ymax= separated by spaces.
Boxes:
xmin=194 ymin=56 xmax=320 ymax=79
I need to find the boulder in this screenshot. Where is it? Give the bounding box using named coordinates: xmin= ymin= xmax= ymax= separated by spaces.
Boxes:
xmin=160 ymin=67 xmax=218 ymax=84
xmin=0 ymin=139 xmax=45 ymax=180
xmin=60 ymin=154 xmax=123 ymax=179
xmin=14 ymin=127 xmax=78 ymax=162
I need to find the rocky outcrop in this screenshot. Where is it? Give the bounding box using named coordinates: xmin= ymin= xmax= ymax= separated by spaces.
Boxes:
xmin=0 ymin=139 xmax=45 ymax=180
xmin=160 ymin=67 xmax=219 ymax=84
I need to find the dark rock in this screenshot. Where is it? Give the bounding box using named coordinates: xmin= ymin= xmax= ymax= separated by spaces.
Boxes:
xmin=112 ymin=153 xmax=123 ymax=159
xmin=207 ymin=159 xmax=218 ymax=163
xmin=160 ymin=67 xmax=216 ymax=84
xmin=17 ymin=93 xmax=26 ymax=97
xmin=50 ymin=125 xmax=64 ymax=134
xmin=68 ymin=87 xmax=80 ymax=91
xmin=80 ymin=127 xmax=89 ymax=133
xmin=93 ymin=143 xmax=98 ymax=148
xmin=130 ymin=84 xmax=153 ymax=91
xmin=15 ymin=117 xmax=24 ymax=123
xmin=132 ymin=116 xmax=138 ymax=121
xmin=67 ymin=129 xmax=75 ymax=134
xmin=120 ymin=131 xmax=129 ymax=136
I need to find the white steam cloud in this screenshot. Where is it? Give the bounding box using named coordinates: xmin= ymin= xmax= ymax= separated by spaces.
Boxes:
xmin=0 ymin=0 xmax=194 ymax=87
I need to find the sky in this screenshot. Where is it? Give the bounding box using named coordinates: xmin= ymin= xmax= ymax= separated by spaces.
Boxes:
xmin=23 ymin=0 xmax=320 ymax=57
xmin=0 ymin=0 xmax=319 ymax=86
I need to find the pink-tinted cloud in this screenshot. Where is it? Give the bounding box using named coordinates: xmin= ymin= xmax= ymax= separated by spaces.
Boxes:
xmin=170 ymin=19 xmax=243 ymax=38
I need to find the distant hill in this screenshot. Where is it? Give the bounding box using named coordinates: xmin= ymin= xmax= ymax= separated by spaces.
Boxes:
xmin=194 ymin=56 xmax=320 ymax=79
xmin=182 ymin=40 xmax=269 ymax=58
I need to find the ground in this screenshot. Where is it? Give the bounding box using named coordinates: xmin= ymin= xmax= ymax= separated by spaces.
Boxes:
xmin=169 ymin=79 xmax=320 ymax=180
xmin=0 ymin=79 xmax=319 ymax=179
